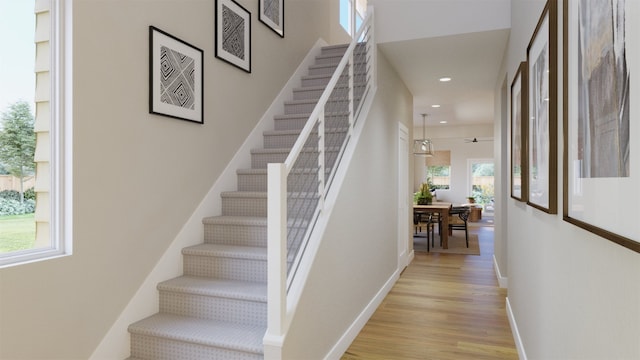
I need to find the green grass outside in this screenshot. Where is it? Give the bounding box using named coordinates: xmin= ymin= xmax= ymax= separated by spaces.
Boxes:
xmin=0 ymin=213 xmax=36 ymax=253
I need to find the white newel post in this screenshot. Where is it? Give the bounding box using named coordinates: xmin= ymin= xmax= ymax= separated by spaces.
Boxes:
xmin=264 ymin=163 xmax=287 ymax=359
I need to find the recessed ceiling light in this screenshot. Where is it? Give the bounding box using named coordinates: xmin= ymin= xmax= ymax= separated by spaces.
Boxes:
xmin=439 ymin=121 xmax=447 ymax=124
xmin=431 ymin=104 xmax=441 ymax=108
xmin=439 ymin=77 xmax=452 ymax=82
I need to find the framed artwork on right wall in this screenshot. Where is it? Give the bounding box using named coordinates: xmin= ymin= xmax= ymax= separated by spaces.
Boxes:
xmin=511 ymin=61 xmax=528 ymax=202
xmin=526 ymin=0 xmax=558 ymax=214
xmin=563 ymin=0 xmax=640 ymax=253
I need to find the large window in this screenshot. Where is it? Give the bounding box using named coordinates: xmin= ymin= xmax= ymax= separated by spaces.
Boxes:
xmin=340 ymin=0 xmax=367 ymax=37
xmin=0 ymin=0 xmax=72 ymax=268
xmin=426 ymin=150 xmax=451 ymax=190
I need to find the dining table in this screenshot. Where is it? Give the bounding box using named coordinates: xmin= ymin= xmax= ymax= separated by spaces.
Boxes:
xmin=413 ymin=202 xmax=453 ymax=249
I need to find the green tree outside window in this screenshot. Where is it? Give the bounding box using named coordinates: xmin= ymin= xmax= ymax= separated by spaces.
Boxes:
xmin=0 ymin=101 xmax=36 ymax=203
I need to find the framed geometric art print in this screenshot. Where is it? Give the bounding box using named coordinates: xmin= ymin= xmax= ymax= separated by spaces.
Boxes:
xmin=215 ymin=0 xmax=252 ymax=73
xmin=259 ymin=0 xmax=284 ymax=37
xmin=149 ymin=26 xmax=204 ymax=124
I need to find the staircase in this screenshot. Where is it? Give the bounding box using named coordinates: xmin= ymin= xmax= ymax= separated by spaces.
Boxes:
xmin=127 ymin=44 xmax=365 ymax=360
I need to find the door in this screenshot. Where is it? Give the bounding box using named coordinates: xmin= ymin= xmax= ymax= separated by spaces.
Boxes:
xmin=468 ymin=159 xmax=495 ymax=216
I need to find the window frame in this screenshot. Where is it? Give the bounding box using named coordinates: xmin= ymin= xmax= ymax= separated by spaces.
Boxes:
xmin=339 ymin=0 xmax=366 ymax=37
xmin=427 ymin=165 xmax=451 ymax=190
xmin=0 ymin=0 xmax=73 ymax=268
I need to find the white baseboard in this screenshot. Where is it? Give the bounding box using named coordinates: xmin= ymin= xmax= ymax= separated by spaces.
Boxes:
xmin=493 ymin=254 xmax=508 ymax=288
xmin=506 ymin=297 xmax=527 ymax=360
xmin=324 ymin=269 xmax=400 ymax=359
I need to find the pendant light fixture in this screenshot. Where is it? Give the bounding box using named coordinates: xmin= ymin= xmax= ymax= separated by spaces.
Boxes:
xmin=413 ymin=113 xmax=435 ymax=156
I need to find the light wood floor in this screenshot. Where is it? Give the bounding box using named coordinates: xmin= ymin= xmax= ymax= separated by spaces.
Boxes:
xmin=342 ymin=224 xmax=518 ymax=359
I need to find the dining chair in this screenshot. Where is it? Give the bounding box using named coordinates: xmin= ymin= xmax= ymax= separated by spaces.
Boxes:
xmin=414 ymin=212 xmax=435 ymax=251
xmin=448 ymin=206 xmax=470 ymax=247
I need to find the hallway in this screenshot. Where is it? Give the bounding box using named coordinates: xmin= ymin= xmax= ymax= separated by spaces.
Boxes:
xmin=342 ymin=225 xmax=518 ymax=359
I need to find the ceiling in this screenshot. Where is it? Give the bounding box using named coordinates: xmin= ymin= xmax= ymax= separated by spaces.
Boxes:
xmin=378 ymin=29 xmax=510 ymax=129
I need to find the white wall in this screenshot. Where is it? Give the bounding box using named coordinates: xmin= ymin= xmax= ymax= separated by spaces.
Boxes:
xmin=504 ymin=1 xmax=640 ymax=358
xmin=371 ymin=0 xmax=511 ymax=44
xmin=413 ymin=124 xmax=494 ymax=205
xmin=0 ymin=0 xmax=335 ymax=358
xmin=281 ymin=48 xmax=413 ymax=359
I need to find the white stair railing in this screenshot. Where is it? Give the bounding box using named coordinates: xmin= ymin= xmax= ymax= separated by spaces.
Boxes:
xmin=265 ymin=8 xmax=375 ymax=348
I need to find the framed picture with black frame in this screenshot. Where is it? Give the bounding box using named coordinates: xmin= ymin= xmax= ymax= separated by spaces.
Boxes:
xmin=526 ymin=0 xmax=558 ymax=214
xmin=259 ymin=0 xmax=284 ymax=37
xmin=149 ymin=26 xmax=204 ymax=124
xmin=215 ymin=0 xmax=251 ymax=73
xmin=511 ymin=61 xmax=528 ymax=202
xmin=563 ymin=0 xmax=639 ymax=253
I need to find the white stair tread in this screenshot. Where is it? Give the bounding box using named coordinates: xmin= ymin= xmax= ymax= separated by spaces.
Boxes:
xmin=158 ymin=276 xmax=267 ymax=302
xmin=182 ymin=244 xmax=267 ymax=260
xmin=128 ymin=313 xmax=265 ymax=355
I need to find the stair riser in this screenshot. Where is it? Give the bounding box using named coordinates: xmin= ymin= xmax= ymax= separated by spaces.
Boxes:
xmin=293 ymin=87 xmax=325 ymax=101
xmin=274 ymin=115 xmax=349 ymax=131
xmin=236 ymin=174 xmax=268 ymax=193
xmin=293 ymin=85 xmax=365 ymax=101
xmin=315 ymin=51 xmax=367 ymax=64
xmin=301 ymin=75 xmax=347 ymax=88
xmin=222 ymin=196 xmax=319 ymax=217
xmin=263 ymin=132 xmax=305 ymax=149
xmin=315 ymin=55 xmax=343 ymax=65
xmin=251 ymin=150 xmax=339 ymax=169
xmin=263 ymin=131 xmax=348 ymax=150
xmin=184 ymin=256 xmax=267 ymax=282
xmin=222 ymin=197 xmax=267 ymax=217
xmin=320 ymin=46 xmax=347 ymax=56
xmin=204 ymin=223 xmax=267 ymax=246
xmin=238 ymin=172 xmax=322 ymax=193
xmin=308 ymin=65 xmax=339 ymax=76
xmin=315 ymin=54 xmax=367 ymax=67
xmin=301 ymin=73 xmax=367 ymax=88
xmin=285 ymin=99 xmax=350 ymax=115
xmin=308 ymin=58 xmax=367 ymax=76
xmin=320 ymin=44 xmax=367 ymax=56
xmin=130 ymin=334 xmax=262 ymax=360
xmin=159 ymin=292 xmax=266 ymax=326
